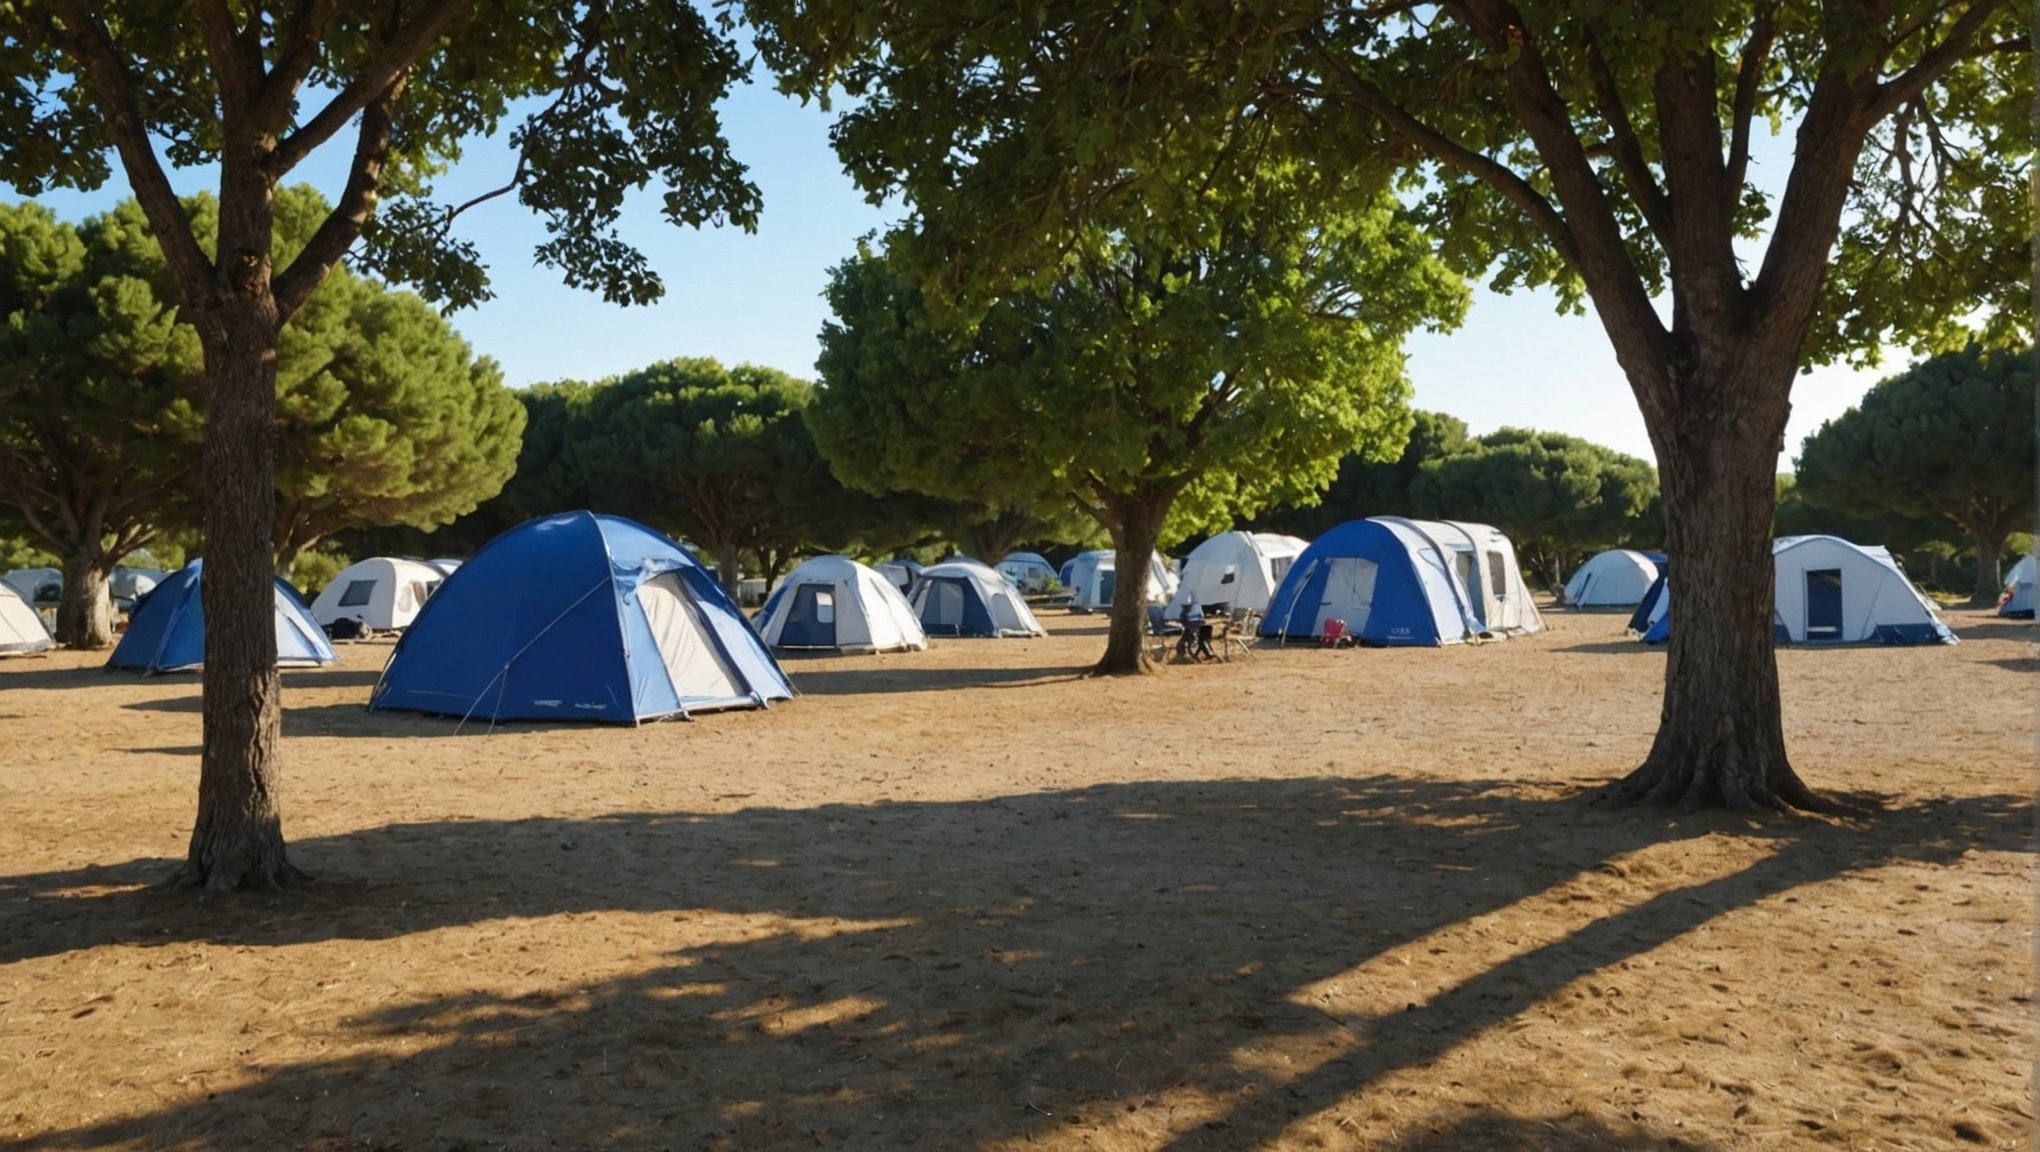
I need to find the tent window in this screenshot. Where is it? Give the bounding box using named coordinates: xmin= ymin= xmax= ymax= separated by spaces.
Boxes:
xmin=1220 ymin=567 xmax=1237 ymax=585
xmin=1270 ymin=557 xmax=1293 ymax=584
xmin=1487 ymin=552 xmax=1507 ymax=596
xmin=813 ymin=589 xmax=835 ymax=624
xmin=1452 ymin=553 xmax=1475 ymax=593
xmin=337 ymin=580 xmax=376 ymax=607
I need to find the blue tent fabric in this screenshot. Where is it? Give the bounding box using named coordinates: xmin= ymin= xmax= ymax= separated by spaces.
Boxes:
xmin=107 ymin=560 xmax=337 ymax=673
xmin=370 ymin=512 xmax=791 ymax=724
xmin=1057 ymin=558 xmax=1076 ymax=588
xmin=1258 ymin=518 xmax=1482 ymax=646
xmin=1627 ymin=570 xmax=1669 ymax=635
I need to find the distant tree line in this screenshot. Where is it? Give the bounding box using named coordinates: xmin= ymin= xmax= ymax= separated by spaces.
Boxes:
xmin=0 ymin=191 xmax=522 ymax=647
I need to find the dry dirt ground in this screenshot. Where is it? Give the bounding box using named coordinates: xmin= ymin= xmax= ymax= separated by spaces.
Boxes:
xmin=0 ymin=602 xmax=2031 ymax=1151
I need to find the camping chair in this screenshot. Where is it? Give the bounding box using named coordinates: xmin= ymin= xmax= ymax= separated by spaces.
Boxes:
xmin=1145 ymin=604 xmax=1182 ymax=661
xmin=1219 ymin=607 xmax=1257 ymax=661
xmin=1320 ymin=618 xmax=1347 ymax=647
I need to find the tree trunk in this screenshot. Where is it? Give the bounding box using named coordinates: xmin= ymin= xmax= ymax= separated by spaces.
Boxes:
xmin=1604 ymin=380 xmax=1825 ymax=812
xmin=55 ymin=553 xmax=115 ymax=648
xmin=712 ymin=541 xmax=744 ymax=600
xmin=173 ymin=187 xmax=301 ymax=892
xmin=1094 ymin=495 xmax=1170 ymax=675
xmin=1970 ymin=529 xmax=2003 ymax=607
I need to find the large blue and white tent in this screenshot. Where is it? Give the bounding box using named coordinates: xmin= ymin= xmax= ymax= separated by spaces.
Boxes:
xmin=1259 ymin=518 xmax=1486 ymax=645
xmin=107 ymin=561 xmax=337 ymax=673
xmin=370 ymin=512 xmax=792 ymax=724
xmin=1639 ymin=535 xmax=1954 ymax=645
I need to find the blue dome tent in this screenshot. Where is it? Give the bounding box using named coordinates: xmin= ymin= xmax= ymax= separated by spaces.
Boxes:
xmin=370 ymin=512 xmax=792 ymax=724
xmin=107 ymin=561 xmax=337 ymax=673
xmin=1258 ymin=518 xmax=1486 ymax=646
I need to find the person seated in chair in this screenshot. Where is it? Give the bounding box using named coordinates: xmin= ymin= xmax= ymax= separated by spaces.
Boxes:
xmin=1175 ymin=596 xmax=1214 ymax=661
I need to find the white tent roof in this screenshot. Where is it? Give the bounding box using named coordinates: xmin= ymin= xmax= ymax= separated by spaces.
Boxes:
xmin=756 ymin=555 xmax=930 ymax=653
xmin=1563 ymin=549 xmax=1659 ymax=608
xmin=1645 ymin=535 xmax=1953 ymax=644
xmin=911 ymin=558 xmax=1047 ymax=637
xmin=0 ymin=581 xmax=53 ymax=655
xmin=1066 ymin=549 xmax=1178 ymax=611
xmin=308 ymin=557 xmax=448 ymax=631
xmin=1392 ymin=519 xmax=1544 ymax=636
xmin=2001 ymin=554 xmax=2035 ymax=616
xmin=1178 ymin=531 xmax=1309 ymax=614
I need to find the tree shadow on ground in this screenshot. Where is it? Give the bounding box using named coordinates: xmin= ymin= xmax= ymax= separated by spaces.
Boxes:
xmin=788 ymin=663 xmax=1090 ymax=696
xmin=0 ymin=665 xmax=121 ymax=692
xmin=281 ymin=668 xmax=386 ymax=690
xmin=0 ymin=778 xmax=2027 ymax=1150
xmin=1946 ymin=619 xmax=2033 ymax=643
xmin=1554 ymin=640 xmax=1657 ymax=655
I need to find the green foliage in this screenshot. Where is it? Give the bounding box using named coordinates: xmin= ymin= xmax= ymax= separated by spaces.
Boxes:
xmin=272 ymin=272 xmax=525 ymax=574
xmin=1416 ymin=429 xmax=1661 ymax=586
xmin=0 ymin=198 xmax=205 ymax=572
xmin=812 ymin=179 xmax=1461 ymax=550
xmin=286 ymin=546 xmax=354 ymax=601
xmin=0 ymin=3 xmax=762 ymax=311
xmin=1794 ymin=344 xmax=2035 ymax=598
xmin=1251 ymin=410 xmax=1472 ymax=538
xmin=566 ymin=358 xmax=840 ymax=587
xmin=0 ymin=531 xmax=57 ymax=571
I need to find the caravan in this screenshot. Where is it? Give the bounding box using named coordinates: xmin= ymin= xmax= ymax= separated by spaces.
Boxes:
xmin=755 ymin=555 xmax=929 ymax=653
xmin=371 ymin=512 xmax=792 ymax=723
xmin=309 ymin=557 xmax=447 ymax=632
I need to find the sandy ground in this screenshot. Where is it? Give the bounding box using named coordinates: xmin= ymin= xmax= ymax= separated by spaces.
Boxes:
xmin=0 ymin=602 xmax=2031 ymax=1151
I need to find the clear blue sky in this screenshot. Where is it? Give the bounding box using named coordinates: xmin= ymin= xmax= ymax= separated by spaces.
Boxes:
xmin=28 ymin=67 xmax=1893 ymax=470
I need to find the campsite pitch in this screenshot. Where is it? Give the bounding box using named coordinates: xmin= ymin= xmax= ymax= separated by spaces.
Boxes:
xmin=0 ymin=606 xmax=2029 ymax=1150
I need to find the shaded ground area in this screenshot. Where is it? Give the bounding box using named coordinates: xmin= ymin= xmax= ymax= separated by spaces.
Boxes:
xmin=0 ymin=605 xmax=2031 ymax=1150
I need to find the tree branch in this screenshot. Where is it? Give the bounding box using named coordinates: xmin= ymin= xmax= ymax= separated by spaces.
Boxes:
xmin=250 ymin=0 xmax=343 ymax=131
xmin=38 ymin=1 xmax=214 ymax=307
xmin=1862 ymin=0 xmax=2012 ymax=124
xmin=1300 ymin=28 xmax=1585 ymax=271
xmin=269 ymin=0 xmax=474 ymax=176
xmin=1582 ymin=32 xmax=1674 ymax=248
xmin=194 ymin=0 xmax=259 ymax=118
xmin=273 ymin=79 xmax=403 ymax=321
xmin=1725 ymin=4 xmax=1778 ymax=200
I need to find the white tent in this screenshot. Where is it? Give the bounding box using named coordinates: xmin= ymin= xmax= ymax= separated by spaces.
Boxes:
xmin=1999 ymin=554 xmax=2035 ymax=618
xmin=1065 ymin=550 xmax=1178 ymax=613
xmin=755 ymin=555 xmax=930 ymax=653
xmin=1643 ymin=535 xmax=1953 ymax=645
xmin=1398 ymin=519 xmax=1543 ymax=636
xmin=0 ymin=581 xmax=53 ymax=655
xmin=1563 ymin=549 xmax=1660 ymax=608
xmin=308 ymin=557 xmax=447 ymax=632
xmin=428 ymin=558 xmax=463 ymax=576
xmin=910 ymin=558 xmax=1047 ymax=637
xmin=1177 ymin=531 xmax=1309 ymax=614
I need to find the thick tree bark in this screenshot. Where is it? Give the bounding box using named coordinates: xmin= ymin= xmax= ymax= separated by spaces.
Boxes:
xmin=172 ymin=180 xmax=301 ymax=892
xmin=1603 ymin=367 xmax=1826 ymax=812
xmin=55 ymin=553 xmax=115 ymax=648
xmin=1094 ymin=495 xmax=1170 ymax=675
